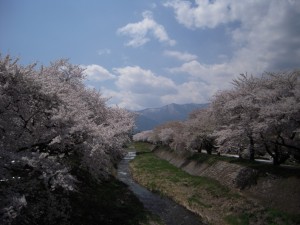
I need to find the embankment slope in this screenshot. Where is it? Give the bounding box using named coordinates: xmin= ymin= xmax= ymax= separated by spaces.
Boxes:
xmin=154 ymin=148 xmax=300 ymax=215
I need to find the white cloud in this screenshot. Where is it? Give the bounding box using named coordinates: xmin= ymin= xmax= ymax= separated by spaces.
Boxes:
xmin=164 ymin=50 xmax=198 ymax=62
xmin=99 ymin=88 xmax=144 ymax=110
xmin=114 ymin=66 xmax=177 ymax=95
xmin=165 ymin=0 xmax=300 ymax=81
xmin=168 ymin=60 xmax=233 ymax=89
xmin=230 ymin=1 xmax=300 ymax=72
xmin=164 ymin=0 xmax=263 ymax=29
xmin=82 ymin=64 xmax=115 ymax=81
xmin=105 ymin=65 xmax=222 ymax=110
xmin=97 ymin=66 xmax=179 ymax=110
xmin=97 ymin=64 xmax=224 ymax=110
xmin=161 ymin=81 xmax=217 ymax=105
xmin=117 ymin=11 xmax=176 ymax=47
xmin=104 ymin=89 xmax=166 ymax=111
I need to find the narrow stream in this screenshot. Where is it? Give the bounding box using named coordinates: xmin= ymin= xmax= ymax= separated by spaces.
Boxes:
xmin=117 ymin=151 xmax=204 ymax=225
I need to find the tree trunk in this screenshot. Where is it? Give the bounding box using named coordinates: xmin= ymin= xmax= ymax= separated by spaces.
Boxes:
xmin=203 ymin=140 xmax=213 ymax=155
xmin=273 ymin=146 xmax=280 ymax=166
xmin=197 ymin=143 xmax=202 ymax=153
xmin=206 ymin=147 xmax=212 ymax=155
xmin=248 ymin=135 xmax=255 ymax=161
xmin=273 ymin=155 xmax=279 ymax=165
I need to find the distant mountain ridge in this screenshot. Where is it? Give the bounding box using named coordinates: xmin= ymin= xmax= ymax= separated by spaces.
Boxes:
xmin=134 ymin=103 xmax=209 ymax=132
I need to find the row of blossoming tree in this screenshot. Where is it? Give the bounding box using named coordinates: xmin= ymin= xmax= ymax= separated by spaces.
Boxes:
xmin=134 ymin=71 xmax=300 ymax=166
xmin=0 ymin=55 xmax=134 ymax=224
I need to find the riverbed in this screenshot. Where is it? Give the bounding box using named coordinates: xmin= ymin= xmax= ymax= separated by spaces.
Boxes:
xmin=117 ymin=151 xmax=204 ymax=225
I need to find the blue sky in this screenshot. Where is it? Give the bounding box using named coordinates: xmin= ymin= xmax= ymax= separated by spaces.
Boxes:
xmin=1 ymin=0 xmax=300 ymax=110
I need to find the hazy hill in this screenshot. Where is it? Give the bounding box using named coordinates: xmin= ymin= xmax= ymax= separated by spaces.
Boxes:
xmin=134 ymin=103 xmax=209 ymax=132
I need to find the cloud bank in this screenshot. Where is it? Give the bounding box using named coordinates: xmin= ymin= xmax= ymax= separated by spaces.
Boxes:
xmin=163 ymin=0 xmax=300 ymax=100
xmin=165 ymin=0 xmax=300 ymax=73
xmin=99 ymin=1 xmax=300 ymax=110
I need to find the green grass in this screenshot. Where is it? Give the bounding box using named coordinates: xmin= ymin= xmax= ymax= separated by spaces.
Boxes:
xmin=132 ymin=143 xmax=300 ymax=179
xmin=131 ymin=142 xmax=300 ymax=225
xmin=188 ymin=195 xmax=212 ymax=208
xmin=130 ymin=151 xmax=243 ymax=225
xmin=265 ymin=208 xmax=300 ymax=225
xmin=131 ymin=152 xmax=238 ymax=200
xmin=129 ymin=141 xmax=154 ymax=152
xmin=188 ymin=153 xmax=221 ymax=166
xmin=225 ymin=213 xmax=250 ymax=225
xmin=224 ymin=209 xmax=300 ymax=225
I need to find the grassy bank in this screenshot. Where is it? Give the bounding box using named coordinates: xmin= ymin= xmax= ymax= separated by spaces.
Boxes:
xmin=129 ymin=142 xmax=300 ymax=225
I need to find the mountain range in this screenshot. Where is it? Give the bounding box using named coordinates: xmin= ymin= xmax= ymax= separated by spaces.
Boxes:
xmin=134 ymin=103 xmax=209 ymax=132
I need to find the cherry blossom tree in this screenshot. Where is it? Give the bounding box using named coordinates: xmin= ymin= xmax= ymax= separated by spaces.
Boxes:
xmin=184 ymin=108 xmax=217 ymax=154
xmin=155 ymin=121 xmax=187 ymax=152
xmin=212 ymin=71 xmax=300 ymax=164
xmin=133 ymin=70 xmax=299 ymax=167
xmin=0 ymin=55 xmax=135 ymax=224
xmin=157 ymin=128 xmax=174 ymax=146
xmin=212 ymin=74 xmax=261 ymax=160
xmin=133 ymin=130 xmax=154 ymax=142
xmin=133 ymin=69 xmax=299 ymax=166
xmin=253 ymin=71 xmax=300 ymax=165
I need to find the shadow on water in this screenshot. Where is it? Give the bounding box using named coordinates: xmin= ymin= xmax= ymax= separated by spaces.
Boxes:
xmin=117 ymin=152 xmax=204 ymax=225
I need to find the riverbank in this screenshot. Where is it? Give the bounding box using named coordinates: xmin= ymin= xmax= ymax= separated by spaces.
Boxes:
xmin=118 ymin=151 xmax=204 ymax=225
xmin=129 ymin=142 xmax=300 ymax=225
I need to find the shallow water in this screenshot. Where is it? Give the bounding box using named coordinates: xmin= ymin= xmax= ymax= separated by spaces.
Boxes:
xmin=117 ymin=151 xmax=204 ymax=225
